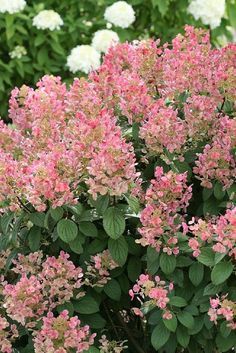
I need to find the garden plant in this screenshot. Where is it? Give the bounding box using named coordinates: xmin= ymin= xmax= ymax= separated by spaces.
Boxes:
xmin=0 ymin=25 xmax=235 ymax=352
xmin=0 ymin=0 xmax=236 ymax=119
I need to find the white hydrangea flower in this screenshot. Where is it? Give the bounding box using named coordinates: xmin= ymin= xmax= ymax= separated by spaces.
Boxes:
xmin=104 ymin=1 xmax=135 ymax=28
xmin=33 ymin=10 xmax=63 ymax=31
xmin=188 ymin=0 xmax=225 ymax=29
xmin=9 ymin=45 xmax=27 ymax=59
xmin=92 ymin=29 xmax=119 ymax=53
xmin=67 ymin=45 xmax=101 ymax=74
xmin=0 ymin=0 xmax=26 ymax=14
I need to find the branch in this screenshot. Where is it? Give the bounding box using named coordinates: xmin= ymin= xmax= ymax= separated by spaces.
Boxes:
xmin=116 ymin=312 xmax=147 ymax=353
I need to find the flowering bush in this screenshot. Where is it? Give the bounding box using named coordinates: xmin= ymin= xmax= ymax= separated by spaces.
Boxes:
xmin=0 ymin=26 xmax=235 ymax=352
xmin=0 ymin=0 xmax=236 ymax=120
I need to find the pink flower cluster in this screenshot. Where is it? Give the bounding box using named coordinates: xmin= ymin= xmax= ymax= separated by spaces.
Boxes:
xmin=208 ymin=296 xmax=236 ymax=330
xmin=0 ymin=315 xmax=18 ymax=353
xmin=137 ymin=167 xmax=192 ymax=254
xmin=33 ymin=310 xmax=96 ymax=353
xmin=188 ymin=207 xmax=236 ymax=258
xmin=0 ymin=74 xmax=139 ymax=212
xmin=2 ymin=251 xmax=84 ymax=327
xmin=85 ymin=250 xmax=119 ymax=287
xmin=90 ymin=25 xmax=235 ymax=187
xmin=129 ymin=274 xmax=174 ymax=319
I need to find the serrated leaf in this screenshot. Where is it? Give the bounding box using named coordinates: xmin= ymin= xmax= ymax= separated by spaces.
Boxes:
xmin=104 ymin=279 xmax=121 ymax=301
xmin=151 ymin=322 xmax=170 ymax=350
xmin=189 ymin=262 xmax=204 ymax=286
xmin=197 ymin=247 xmax=215 ymax=267
xmin=28 ymin=226 xmax=41 ymax=252
xmin=103 ymin=207 xmax=125 ymax=239
xmin=176 ymin=325 xmax=190 ymax=348
xmin=177 ymin=311 xmax=194 ymax=329
xmin=169 ymin=296 xmax=187 ymax=307
xmin=73 ymin=296 xmax=99 ymax=314
xmin=57 ymin=219 xmax=78 ymax=243
xmin=160 ymin=253 xmax=176 ymax=274
xmin=29 ymin=212 xmax=45 ymax=228
xmin=79 ymin=221 xmax=98 ymax=237
xmin=108 ymin=236 xmax=128 ymax=266
xmin=211 ymin=262 xmax=233 ymax=285
xmin=163 ymin=313 xmax=177 ymax=332
xmin=50 ymin=207 xmax=64 ymax=222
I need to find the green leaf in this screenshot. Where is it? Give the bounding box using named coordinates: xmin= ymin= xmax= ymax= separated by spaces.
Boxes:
xmin=79 ymin=222 xmax=98 ymax=237
xmin=108 ymin=236 xmax=128 ymax=266
xmin=216 ymin=332 xmax=236 ymax=352
xmin=1 ymin=212 xmax=14 ymax=234
xmin=220 ymin=321 xmax=231 ymax=338
xmin=169 ymin=296 xmax=187 ymax=308
xmin=73 ymin=296 xmax=99 ymax=314
xmin=203 ymin=197 xmax=220 ymax=215
xmin=211 ymin=262 xmax=233 ymax=285
xmin=203 ymin=283 xmax=223 ymax=296
xmin=69 ymin=237 xmax=83 ymax=254
xmin=57 ymin=219 xmax=78 ymax=243
xmin=177 ymin=311 xmax=194 ymax=329
xmin=50 ymin=207 xmax=64 ymax=222
xmin=151 ymin=322 xmax=170 ymax=350
xmin=104 ymin=279 xmax=121 ymax=301
xmin=151 ymin=0 xmax=169 ymax=16
xmin=189 ymin=263 xmax=204 ymax=286
xmin=92 ymin=194 xmax=109 ymax=215
xmin=160 ymin=253 xmax=176 ymax=274
xmin=29 ymin=212 xmax=45 ymax=228
xmin=126 ymin=195 xmax=140 ymax=214
xmin=176 ymin=325 xmax=190 ymax=348
xmin=214 ymin=182 xmax=225 ymax=200
xmin=103 ymin=207 xmax=125 ymax=239
xmin=57 ymin=302 xmax=74 ymax=316
xmin=163 ymin=314 xmax=177 ymax=332
xmin=227 ymin=1 xmax=236 ymax=27
xmin=197 ymin=247 xmax=215 ymax=267
xmin=80 ymin=313 xmax=106 ymax=329
xmin=28 ymin=226 xmax=41 ymax=252
xmin=202 ymin=187 xmax=213 ymax=201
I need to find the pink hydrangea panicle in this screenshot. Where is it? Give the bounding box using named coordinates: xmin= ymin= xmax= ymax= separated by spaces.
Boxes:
xmin=33 ymin=310 xmax=96 ymax=353
xmin=208 ymin=296 xmax=236 ymax=330
xmin=0 ymin=315 xmax=18 ymax=353
xmin=130 ymin=274 xmax=173 ymax=319
xmin=137 ymin=167 xmax=192 ymax=254
xmin=85 ymin=250 xmax=118 ymax=287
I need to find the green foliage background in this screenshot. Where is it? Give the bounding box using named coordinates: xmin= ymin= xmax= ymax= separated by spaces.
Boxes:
xmin=0 ymin=0 xmax=236 ymax=120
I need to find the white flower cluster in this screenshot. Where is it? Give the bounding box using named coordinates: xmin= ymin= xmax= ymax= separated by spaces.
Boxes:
xmin=9 ymin=45 xmax=27 ymax=59
xmin=66 ymin=45 xmax=101 ymax=74
xmin=188 ymin=0 xmax=225 ymax=29
xmin=92 ymin=29 xmax=119 ymax=53
xmin=104 ymin=1 xmax=135 ymax=28
xmin=33 ymin=10 xmax=63 ymax=31
xmin=0 ymin=0 xmax=26 ymax=14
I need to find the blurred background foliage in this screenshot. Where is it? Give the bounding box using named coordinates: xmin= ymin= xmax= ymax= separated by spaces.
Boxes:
xmin=0 ymin=0 xmax=236 ymax=120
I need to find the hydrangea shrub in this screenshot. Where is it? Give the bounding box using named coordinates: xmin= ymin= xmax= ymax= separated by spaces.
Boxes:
xmin=0 ymin=0 xmax=236 ymax=119
xmin=0 ymin=26 xmax=235 ymax=353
